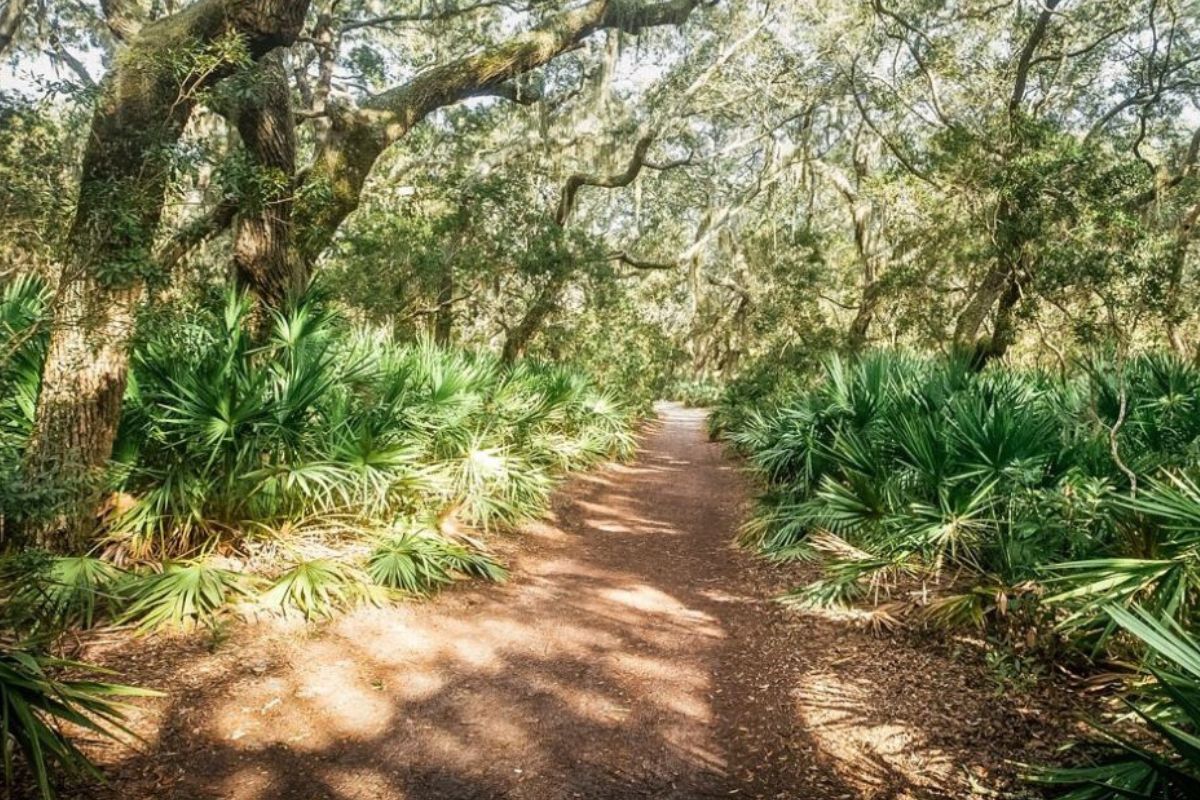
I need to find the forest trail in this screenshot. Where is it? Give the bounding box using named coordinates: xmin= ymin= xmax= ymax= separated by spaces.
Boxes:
xmin=92 ymin=404 xmax=1066 ymax=800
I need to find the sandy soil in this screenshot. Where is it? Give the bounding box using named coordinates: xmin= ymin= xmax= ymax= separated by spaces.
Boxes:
xmin=66 ymin=404 xmax=1080 ymax=800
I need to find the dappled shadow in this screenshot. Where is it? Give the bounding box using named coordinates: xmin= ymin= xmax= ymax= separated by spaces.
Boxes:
xmin=68 ymin=404 xmax=1066 ymax=800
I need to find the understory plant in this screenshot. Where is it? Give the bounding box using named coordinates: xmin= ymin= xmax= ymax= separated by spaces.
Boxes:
xmin=105 ymin=288 xmax=637 ymax=556
xmin=718 ymin=349 xmax=1200 ymax=799
xmin=720 ymin=350 xmax=1200 ymax=636
xmin=0 ymin=285 xmax=638 ymax=622
xmin=0 ymin=643 xmax=153 ymax=800
xmin=0 ymin=280 xmax=641 ymax=796
xmin=1030 ymin=605 xmax=1200 ymax=799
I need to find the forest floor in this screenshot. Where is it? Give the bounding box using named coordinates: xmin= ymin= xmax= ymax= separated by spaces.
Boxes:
xmin=76 ymin=404 xmax=1085 ymax=800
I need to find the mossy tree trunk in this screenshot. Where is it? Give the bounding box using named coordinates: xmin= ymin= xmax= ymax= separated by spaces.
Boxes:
xmin=24 ymin=0 xmax=703 ymax=547
xmin=0 ymin=0 xmax=28 ymax=56
xmin=231 ymin=51 xmax=305 ymax=308
xmin=24 ymin=0 xmax=311 ymax=550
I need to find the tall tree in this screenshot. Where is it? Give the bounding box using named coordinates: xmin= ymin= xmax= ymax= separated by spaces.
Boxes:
xmin=24 ymin=0 xmax=313 ymax=547
xmin=23 ymin=0 xmax=710 ymax=544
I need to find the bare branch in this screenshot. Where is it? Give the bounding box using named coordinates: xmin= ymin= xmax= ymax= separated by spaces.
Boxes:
xmin=609 ymin=251 xmax=676 ymax=270
xmin=644 ymin=150 xmax=695 ymax=170
xmin=47 ymin=32 xmax=95 ymax=87
xmin=557 ymin=132 xmax=658 ymax=225
xmin=469 ymin=80 xmax=545 ymax=105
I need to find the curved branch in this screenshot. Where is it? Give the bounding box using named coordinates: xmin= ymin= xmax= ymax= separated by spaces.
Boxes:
xmin=557 ymin=131 xmax=658 ymax=225
xmin=341 ymin=0 xmax=536 ymax=32
xmin=1009 ymin=0 xmax=1063 ymax=118
xmin=294 ymin=0 xmax=708 ymax=265
xmin=157 ymin=198 xmax=238 ymax=272
xmin=610 ymin=251 xmax=676 ymax=270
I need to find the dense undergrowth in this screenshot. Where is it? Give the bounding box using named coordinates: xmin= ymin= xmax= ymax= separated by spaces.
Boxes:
xmin=666 ymin=379 xmax=724 ymax=408
xmin=714 ymin=350 xmax=1200 ymax=798
xmin=0 ymin=277 xmax=641 ymax=797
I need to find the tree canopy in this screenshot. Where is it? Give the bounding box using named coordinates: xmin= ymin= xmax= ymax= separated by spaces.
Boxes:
xmin=4 ymin=2 xmax=1200 ymax=798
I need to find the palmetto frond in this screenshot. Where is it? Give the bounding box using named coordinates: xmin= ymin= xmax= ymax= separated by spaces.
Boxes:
xmin=719 ymin=347 xmax=1200 ymax=646
xmin=367 ymin=527 xmax=506 ymax=596
xmin=0 ymin=644 xmax=158 ymax=800
xmin=1029 ymin=605 xmax=1200 ymax=798
xmin=261 ymin=558 xmax=377 ymax=619
xmin=2 ymin=553 xmax=124 ymax=631
xmin=118 ymin=561 xmax=255 ymax=632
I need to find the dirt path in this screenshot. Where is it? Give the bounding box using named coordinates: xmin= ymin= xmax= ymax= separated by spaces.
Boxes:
xmin=86 ymin=404 xmax=1076 ymax=800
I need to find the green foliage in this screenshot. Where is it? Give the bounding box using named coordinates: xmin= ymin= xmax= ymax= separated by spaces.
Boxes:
xmin=668 ymin=380 xmax=724 ymax=408
xmin=720 ymin=350 xmax=1200 ymax=638
xmin=108 ymin=287 xmax=638 ymax=557
xmin=1030 ymin=606 xmax=1200 ymax=799
xmin=367 ymin=523 xmax=506 ymax=595
xmin=0 ymin=274 xmax=638 ymax=792
xmin=0 ymin=645 xmax=154 ymax=800
xmin=0 ymin=97 xmax=82 ymax=274
xmin=0 ymin=275 xmax=49 ymax=522
xmin=261 ymin=558 xmax=376 ymax=619
xmin=723 ymin=350 xmax=1200 ymax=797
xmin=117 ymin=561 xmax=254 ymax=632
xmin=1 ymin=553 xmax=123 ymax=631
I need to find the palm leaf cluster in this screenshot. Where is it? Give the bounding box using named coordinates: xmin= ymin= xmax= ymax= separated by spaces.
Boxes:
xmin=0 ymin=275 xmax=49 ymax=523
xmin=718 ymin=350 xmax=1200 ymax=799
xmin=0 ymin=285 xmax=638 ymax=626
xmin=0 ymin=643 xmax=154 ymax=800
xmin=1030 ymin=606 xmax=1200 ymax=799
xmin=0 ymin=524 xmax=508 ymax=634
xmin=66 ymin=287 xmax=633 ymax=557
xmin=0 ymin=283 xmax=639 ymax=797
xmin=719 ymin=351 xmax=1200 ymax=634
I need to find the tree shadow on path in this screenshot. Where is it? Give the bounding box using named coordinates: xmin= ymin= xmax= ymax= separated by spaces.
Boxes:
xmin=77 ymin=405 xmax=1062 ymax=800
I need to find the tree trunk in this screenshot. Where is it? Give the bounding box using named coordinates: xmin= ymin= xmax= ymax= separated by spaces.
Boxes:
xmin=23 ymin=0 xmax=311 ymax=548
xmin=979 ymin=271 xmax=1024 ymax=364
xmin=503 ymin=272 xmax=565 ymax=363
xmin=23 ymin=277 xmax=141 ymax=549
xmin=846 ymin=199 xmax=880 ymax=351
xmin=954 ymin=260 xmax=1012 ymax=347
xmin=1165 ymin=201 xmax=1200 ymax=356
xmin=434 ymin=263 xmax=455 ymax=346
xmin=955 ymin=263 xmax=1025 ymax=368
xmin=848 ymin=281 xmax=880 ymax=351
xmin=953 ymin=200 xmax=1030 ymax=365
xmin=232 ymin=51 xmax=304 ymax=308
xmin=0 ymin=0 xmax=28 ymax=56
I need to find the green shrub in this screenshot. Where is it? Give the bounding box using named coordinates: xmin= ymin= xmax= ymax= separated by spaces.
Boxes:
xmin=0 ymin=275 xmax=50 ymax=528
xmin=107 ymin=287 xmax=639 ymax=556
xmin=261 ymin=558 xmax=378 ymax=619
xmin=720 ymin=350 xmax=1200 ymax=635
xmin=668 ymin=380 xmax=724 ymax=408
xmin=0 ymin=643 xmax=154 ymax=800
xmin=1031 ymin=605 xmax=1200 ymax=798
xmin=2 ymin=553 xmax=124 ymax=632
